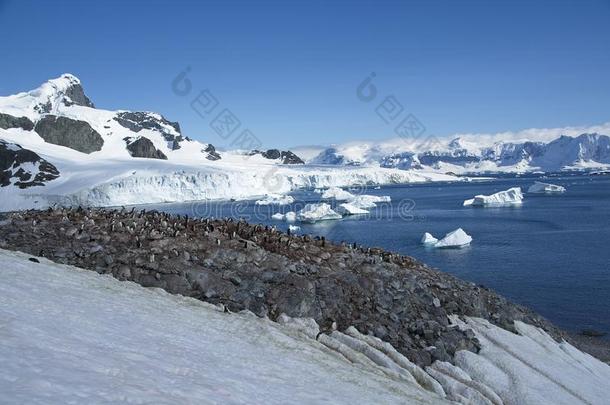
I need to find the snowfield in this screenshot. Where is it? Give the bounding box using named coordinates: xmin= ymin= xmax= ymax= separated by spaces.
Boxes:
xmin=1 ymin=248 xmax=610 ymax=404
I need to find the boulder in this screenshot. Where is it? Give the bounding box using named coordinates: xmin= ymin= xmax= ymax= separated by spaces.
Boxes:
xmin=34 ymin=115 xmax=103 ymax=153
xmin=124 ymin=137 xmax=167 ymax=160
xmin=0 ymin=113 xmax=34 ymax=131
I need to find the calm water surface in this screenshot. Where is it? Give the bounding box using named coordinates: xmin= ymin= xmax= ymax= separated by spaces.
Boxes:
xmin=141 ymin=174 xmax=610 ymax=337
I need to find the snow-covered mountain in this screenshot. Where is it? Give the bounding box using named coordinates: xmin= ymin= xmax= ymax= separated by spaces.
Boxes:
xmin=301 ymin=130 xmax=610 ymax=173
xmin=0 ymin=74 xmax=456 ymax=211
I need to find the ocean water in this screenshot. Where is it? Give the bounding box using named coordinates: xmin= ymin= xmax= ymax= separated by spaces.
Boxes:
xmin=142 ymin=174 xmax=610 ymax=337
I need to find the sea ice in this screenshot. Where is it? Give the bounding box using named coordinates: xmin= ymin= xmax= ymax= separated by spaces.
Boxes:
xmin=349 ymin=194 xmax=392 ymax=209
xmin=255 ymin=194 xmax=295 ymax=205
xmin=284 ymin=211 xmax=297 ymax=222
xmin=527 ymin=181 xmax=566 ymax=194
xmin=271 ymin=211 xmax=297 ymax=222
xmin=421 ymin=232 xmax=439 ymax=245
xmin=321 ymin=187 xmax=355 ymax=201
xmin=297 ymin=203 xmax=342 ymax=223
xmin=425 ymin=228 xmax=472 ymax=248
xmin=335 ymin=203 xmax=369 ymax=216
xmin=463 ymin=187 xmax=523 ymax=207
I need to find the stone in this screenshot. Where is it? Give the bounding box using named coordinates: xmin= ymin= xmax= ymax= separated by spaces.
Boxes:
xmin=124 ymin=137 xmax=167 ymax=160
xmin=34 ymin=115 xmax=104 ymax=153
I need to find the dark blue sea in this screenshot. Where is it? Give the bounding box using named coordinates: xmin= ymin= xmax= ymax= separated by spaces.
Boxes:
xmin=141 ymin=174 xmax=610 ymax=337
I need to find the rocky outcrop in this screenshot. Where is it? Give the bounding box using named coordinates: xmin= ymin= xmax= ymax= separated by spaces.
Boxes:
xmin=34 ymin=115 xmax=104 ymax=154
xmin=250 ymin=149 xmax=304 ymax=164
xmin=202 ymin=144 xmax=221 ymax=161
xmin=0 ymin=140 xmax=60 ymax=188
xmin=0 ymin=208 xmax=568 ymax=368
xmin=61 ymin=80 xmax=95 ymax=108
xmin=124 ymin=137 xmax=167 ymax=160
xmin=114 ymin=111 xmax=183 ymax=150
xmin=0 ymin=113 xmax=35 ymax=131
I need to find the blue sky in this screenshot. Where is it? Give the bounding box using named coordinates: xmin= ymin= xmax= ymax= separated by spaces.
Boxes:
xmin=1 ymin=0 xmax=609 ymax=148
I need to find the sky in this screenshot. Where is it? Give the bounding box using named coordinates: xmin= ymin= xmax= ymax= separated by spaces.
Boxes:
xmin=1 ymin=0 xmax=609 ymax=149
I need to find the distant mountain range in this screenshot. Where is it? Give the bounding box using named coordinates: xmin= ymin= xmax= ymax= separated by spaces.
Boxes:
xmin=295 ymin=132 xmax=610 ymax=174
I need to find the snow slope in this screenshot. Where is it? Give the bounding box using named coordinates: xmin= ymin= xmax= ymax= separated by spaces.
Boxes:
xmin=2 ymin=248 xmax=610 ymax=404
xmin=0 ymin=248 xmax=446 ymax=405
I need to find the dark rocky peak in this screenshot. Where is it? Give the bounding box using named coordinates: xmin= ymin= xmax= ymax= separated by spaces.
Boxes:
xmin=59 ymin=74 xmax=95 ymax=108
xmin=249 ymin=148 xmax=305 ymax=164
xmin=34 ymin=115 xmax=104 ymax=154
xmin=202 ymin=144 xmax=221 ymax=161
xmin=114 ymin=111 xmax=184 ymax=150
xmin=31 ymin=74 xmax=95 ymax=113
xmin=124 ymin=136 xmax=167 ymax=160
xmin=0 ymin=140 xmax=60 ymax=188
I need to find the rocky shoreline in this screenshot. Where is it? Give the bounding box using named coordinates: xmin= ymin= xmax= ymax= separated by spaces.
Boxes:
xmin=0 ymin=207 xmax=603 ymax=366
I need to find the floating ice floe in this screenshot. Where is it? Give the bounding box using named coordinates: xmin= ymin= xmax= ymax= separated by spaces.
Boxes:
xmin=288 ymin=225 xmax=301 ymax=232
xmin=335 ymin=202 xmax=369 ymax=216
xmin=463 ymin=187 xmax=523 ymax=207
xmin=527 ymin=181 xmax=566 ymax=194
xmin=271 ymin=211 xmax=297 ymax=222
xmin=349 ymin=194 xmax=392 ymax=209
xmin=421 ymin=232 xmax=439 ymax=246
xmin=320 ymin=187 xmax=355 ymax=201
xmin=422 ymin=228 xmax=472 ymax=248
xmin=255 ymin=194 xmax=295 ymax=206
xmin=297 ymin=203 xmax=342 ymax=223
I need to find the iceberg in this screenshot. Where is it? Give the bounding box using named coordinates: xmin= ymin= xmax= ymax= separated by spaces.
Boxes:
xmin=423 ymin=228 xmax=472 ymax=248
xmin=463 ymin=187 xmax=523 ymax=207
xmin=421 ymin=232 xmax=438 ymax=245
xmin=335 ymin=202 xmax=369 ymax=216
xmin=270 ymin=211 xmax=297 ymax=222
xmin=297 ymin=203 xmax=342 ymax=223
xmin=288 ymin=224 xmax=301 ymax=232
xmin=349 ymin=194 xmax=392 ymax=209
xmin=320 ymin=187 xmax=355 ymax=201
xmin=527 ymin=181 xmax=566 ymax=194
xmin=255 ymin=194 xmax=295 ymax=206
